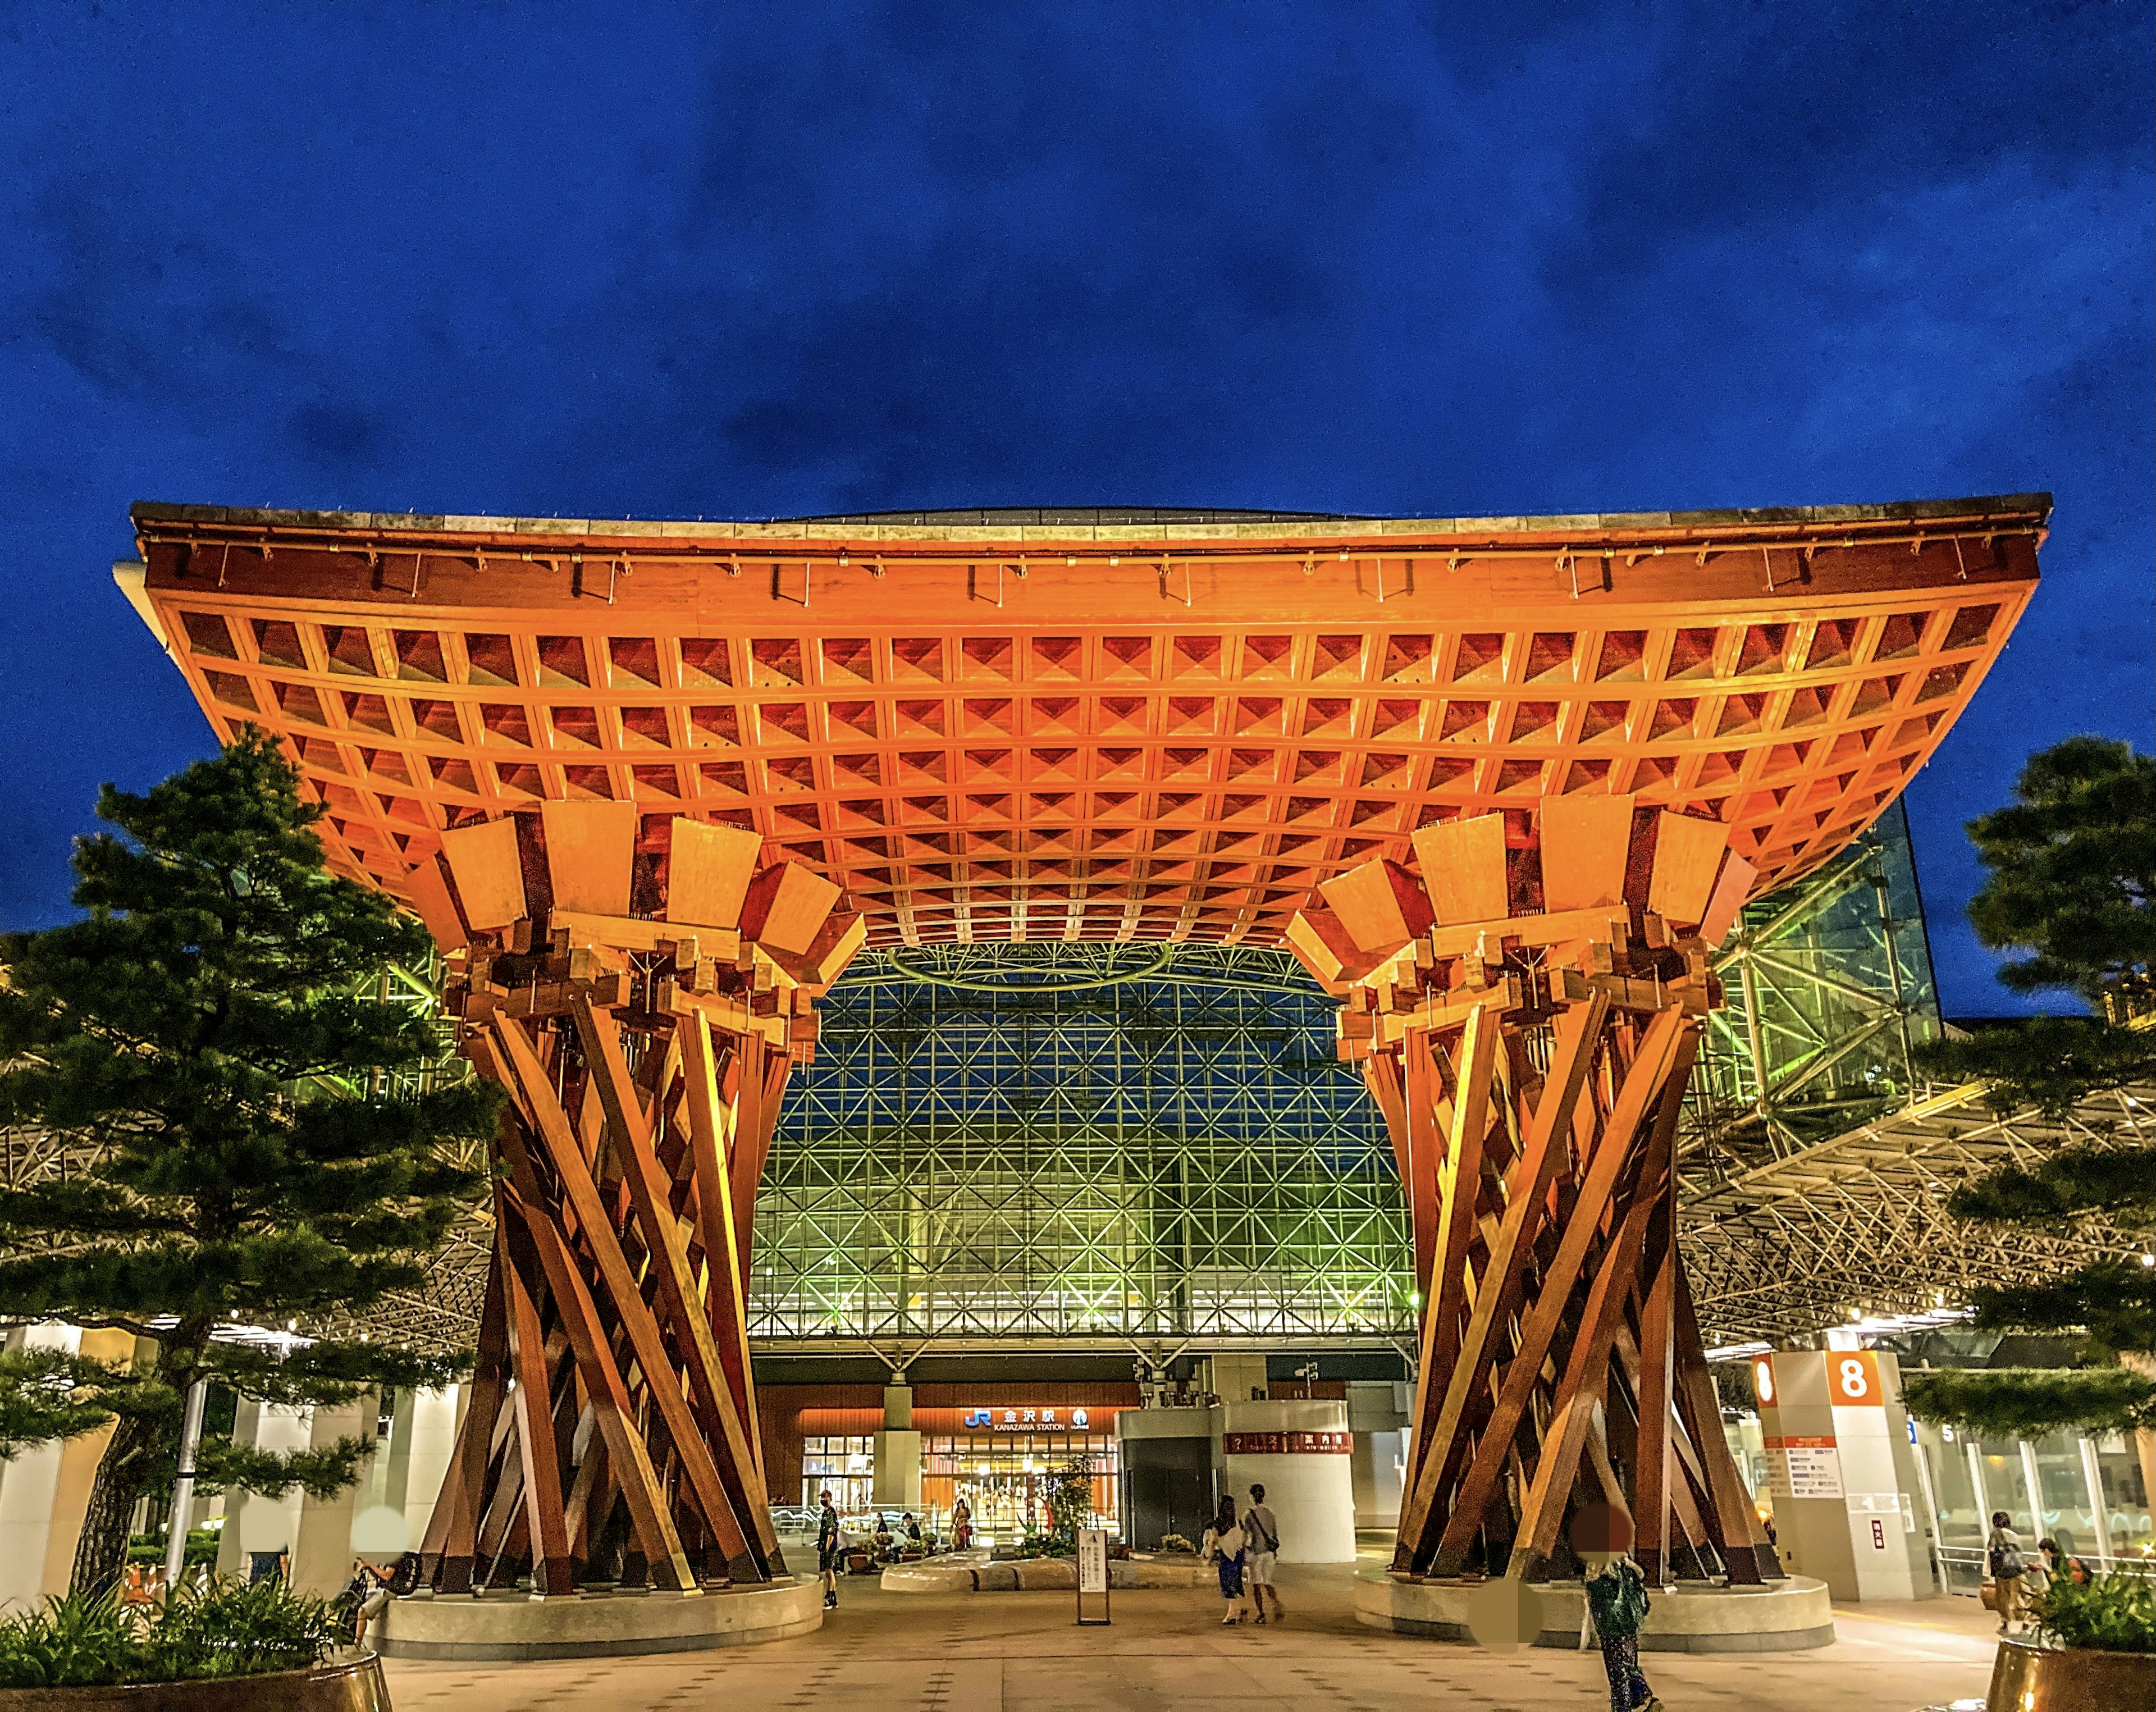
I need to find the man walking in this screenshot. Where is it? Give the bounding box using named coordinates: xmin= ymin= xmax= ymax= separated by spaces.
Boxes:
xmin=816 ymin=1489 xmax=842 ymax=1610
xmin=1241 ymin=1483 xmax=1285 ymax=1623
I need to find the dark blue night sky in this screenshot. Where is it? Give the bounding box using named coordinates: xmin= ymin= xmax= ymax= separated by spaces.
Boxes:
xmin=0 ymin=2 xmax=2148 ymax=1015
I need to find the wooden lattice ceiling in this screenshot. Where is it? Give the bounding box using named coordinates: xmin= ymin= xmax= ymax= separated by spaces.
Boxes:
xmin=126 ymin=496 xmax=2044 ymax=947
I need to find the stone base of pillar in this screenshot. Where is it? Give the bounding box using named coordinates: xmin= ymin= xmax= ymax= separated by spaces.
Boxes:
xmin=366 ymin=1581 xmax=821 ymax=1661
xmin=1351 ymin=1567 xmax=1835 ymax=1652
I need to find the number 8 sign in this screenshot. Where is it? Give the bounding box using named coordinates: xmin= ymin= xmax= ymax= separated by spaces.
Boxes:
xmin=1832 ymin=1352 xmax=1884 ymax=1407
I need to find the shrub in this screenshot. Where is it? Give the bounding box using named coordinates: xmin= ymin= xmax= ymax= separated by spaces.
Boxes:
xmin=0 ymin=1578 xmax=342 ymax=1688
xmin=1159 ymin=1533 xmax=1195 ymax=1555
xmin=144 ymin=1577 xmax=343 ymax=1681
xmin=0 ymin=1594 xmax=135 ymax=1688
xmin=2031 ymin=1569 xmax=2156 ymax=1654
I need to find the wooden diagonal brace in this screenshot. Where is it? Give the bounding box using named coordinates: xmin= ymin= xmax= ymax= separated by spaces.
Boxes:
xmin=1428 ymin=1007 xmax=1689 ymax=1572
xmin=1395 ymin=991 xmax=1609 ymax=1571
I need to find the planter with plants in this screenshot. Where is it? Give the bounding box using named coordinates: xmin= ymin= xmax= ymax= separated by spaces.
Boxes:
xmin=0 ymin=1578 xmax=385 ymax=1712
xmin=1985 ymin=1569 xmax=2156 ymax=1709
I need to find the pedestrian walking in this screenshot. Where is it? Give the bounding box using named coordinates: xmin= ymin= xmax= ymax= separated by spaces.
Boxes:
xmin=1584 ymin=1553 xmax=1661 ymax=1712
xmin=1241 ymin=1483 xmax=1285 ymax=1623
xmin=816 ymin=1489 xmax=843 ymax=1610
xmin=1987 ymin=1510 xmax=2029 ymax=1634
xmin=1200 ymin=1494 xmax=1249 ymax=1626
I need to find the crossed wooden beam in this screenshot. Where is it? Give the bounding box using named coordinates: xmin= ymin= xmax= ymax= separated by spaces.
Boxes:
xmin=401 ymin=802 xmax=864 ymax=1593
xmin=1287 ymin=798 xmax=1784 ymax=1586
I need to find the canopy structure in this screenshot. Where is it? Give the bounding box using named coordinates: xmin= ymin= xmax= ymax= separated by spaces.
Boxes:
xmin=126 ymin=495 xmax=2043 ymax=951
xmin=122 ymin=493 xmax=2044 ymax=1592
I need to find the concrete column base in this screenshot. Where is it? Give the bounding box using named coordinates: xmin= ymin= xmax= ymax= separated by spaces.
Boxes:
xmin=367 ymin=1581 xmax=821 ymax=1661
xmin=1351 ymin=1567 xmax=1835 ymax=1652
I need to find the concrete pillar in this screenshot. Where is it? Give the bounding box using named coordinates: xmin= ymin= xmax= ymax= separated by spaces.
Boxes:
xmin=1216 ymin=1398 xmax=1356 ymax=1563
xmin=1204 ymin=1353 xmax=1268 ymax=1403
xmin=1756 ymin=1349 xmax=1930 ymax=1600
xmin=0 ymin=1325 xmax=140 ymax=1609
xmin=1345 ymin=1380 xmax=1409 ymax=1531
xmin=872 ymin=1382 xmax=920 ymax=1512
xmin=215 ymin=1400 xmax=312 ymax=1579
xmin=368 ymin=1386 xmax=461 ymax=1558
xmin=289 ymin=1396 xmax=377 ymax=1597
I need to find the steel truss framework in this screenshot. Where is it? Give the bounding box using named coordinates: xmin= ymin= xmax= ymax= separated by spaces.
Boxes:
xmin=753 ymin=944 xmax=1410 ymax=1353
xmin=5 ymin=809 xmax=2145 ymax=1361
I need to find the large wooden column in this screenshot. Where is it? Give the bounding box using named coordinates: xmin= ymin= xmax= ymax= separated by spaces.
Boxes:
xmin=1290 ymin=798 xmax=1782 ymax=1587
xmin=406 ymin=805 xmax=864 ymax=1594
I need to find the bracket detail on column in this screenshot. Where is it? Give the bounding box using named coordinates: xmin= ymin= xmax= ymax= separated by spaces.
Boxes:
xmin=410 ymin=805 xmax=864 ymax=1594
xmin=1286 ymin=798 xmax=1783 ymax=1588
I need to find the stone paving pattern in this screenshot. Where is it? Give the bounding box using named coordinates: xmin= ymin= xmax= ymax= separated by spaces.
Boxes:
xmin=380 ymin=1557 xmax=2003 ymax=1712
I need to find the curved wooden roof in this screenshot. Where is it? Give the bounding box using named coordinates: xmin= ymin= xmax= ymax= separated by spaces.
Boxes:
xmin=126 ymin=494 xmax=2044 ymax=947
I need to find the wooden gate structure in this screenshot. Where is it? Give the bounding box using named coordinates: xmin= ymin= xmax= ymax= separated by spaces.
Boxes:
xmin=1286 ymin=805 xmax=1779 ymax=1583
xmin=411 ymin=804 xmax=862 ymax=1591
xmin=121 ymin=494 xmax=2043 ymax=1591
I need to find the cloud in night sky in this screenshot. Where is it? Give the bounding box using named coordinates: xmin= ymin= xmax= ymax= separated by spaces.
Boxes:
xmin=0 ymin=0 xmax=2147 ymax=1015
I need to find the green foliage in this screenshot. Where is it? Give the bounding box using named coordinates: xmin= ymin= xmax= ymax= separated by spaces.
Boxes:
xmin=0 ymin=1580 xmax=342 ymax=1688
xmin=1917 ymin=1020 xmax=2156 ymax=1122
xmin=0 ymin=734 xmax=496 ymax=1592
xmin=127 ymin=1529 xmax=219 ymax=1568
xmin=1946 ymin=1139 xmax=2156 ymax=1226
xmin=193 ymin=1435 xmax=373 ymax=1502
xmin=1965 ymin=1261 xmax=2156 ymax=1358
xmin=0 ymin=1348 xmax=122 ymax=1458
xmin=0 ymin=1592 xmax=138 ymax=1688
xmin=0 ymin=731 xmax=494 ymax=1335
xmin=1043 ymin=1457 xmax=1095 ymax=1555
xmin=1158 ymin=1533 xmax=1196 ymax=1555
xmin=141 ymin=1577 xmax=342 ymax=1680
xmin=1960 ymin=736 xmax=2154 ymax=1005
xmin=2031 ymin=1568 xmax=2156 ymax=1654
xmin=1901 ymin=1366 xmax=2156 ymax=1437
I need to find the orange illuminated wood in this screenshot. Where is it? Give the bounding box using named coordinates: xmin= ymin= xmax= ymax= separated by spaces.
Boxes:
xmin=129 ymin=492 xmax=2038 ymax=1585
xmin=130 ymin=495 xmax=2043 ymax=951
xmin=1295 ymin=818 xmax=1783 ymax=1586
xmin=376 ymin=808 xmax=843 ymax=1593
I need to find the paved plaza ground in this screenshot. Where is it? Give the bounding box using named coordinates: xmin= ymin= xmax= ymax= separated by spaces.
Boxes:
xmin=379 ymin=1551 xmax=2006 ymax=1712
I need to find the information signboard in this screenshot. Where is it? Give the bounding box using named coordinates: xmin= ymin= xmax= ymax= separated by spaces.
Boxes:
xmin=1076 ymin=1528 xmax=1110 ymax=1626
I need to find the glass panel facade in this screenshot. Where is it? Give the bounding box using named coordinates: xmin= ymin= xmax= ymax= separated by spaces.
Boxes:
xmin=924 ymin=1432 xmax=1120 ymax=1538
xmin=1921 ymin=1427 xmax=1985 ymax=1548
xmin=1691 ymin=801 xmax=1943 ymax=1162
xmin=1979 ymin=1439 xmax=2034 ymax=1536
xmin=2094 ymin=1437 xmax=2153 ymax=1553
xmin=2029 ymin=1432 xmax=2098 ymax=1557
xmin=753 ymin=951 xmax=1410 ymax=1344
xmin=743 ymin=809 xmax=1940 ymax=1352
xmin=801 ymin=1435 xmax=875 ymax=1514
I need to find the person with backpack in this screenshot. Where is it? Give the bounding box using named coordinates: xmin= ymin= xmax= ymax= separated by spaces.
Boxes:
xmin=1988 ymin=1510 xmax=2029 ymax=1633
xmin=1241 ymin=1483 xmax=1284 ymax=1623
xmin=816 ymin=1489 xmax=843 ymax=1611
xmin=1584 ymin=1552 xmax=1661 ymax=1712
xmin=1200 ymin=1494 xmax=1250 ymax=1626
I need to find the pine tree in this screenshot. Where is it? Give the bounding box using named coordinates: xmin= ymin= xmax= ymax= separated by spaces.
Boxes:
xmin=1902 ymin=737 xmax=2156 ymax=1439
xmin=0 ymin=733 xmax=497 ymax=1596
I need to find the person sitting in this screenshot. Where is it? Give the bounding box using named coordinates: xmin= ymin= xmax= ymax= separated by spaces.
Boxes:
xmin=2038 ymin=1536 xmax=2091 ymax=1587
xmin=903 ymin=1513 xmax=923 ymax=1542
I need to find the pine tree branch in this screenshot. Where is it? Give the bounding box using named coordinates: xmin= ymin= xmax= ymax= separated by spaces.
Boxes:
xmin=1902 ymin=1366 xmax=2156 ymax=1437
xmin=1915 ymin=1020 xmax=2156 ymax=1122
xmin=1944 ymin=1142 xmax=2156 ymax=1229
xmin=1967 ymin=1259 xmax=2156 ymax=1354
xmin=0 ymin=1349 xmax=127 ymax=1457
xmin=192 ymin=1435 xmax=373 ymax=1501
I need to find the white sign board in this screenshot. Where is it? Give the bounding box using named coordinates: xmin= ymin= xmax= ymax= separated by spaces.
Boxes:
xmin=1077 ymin=1528 xmax=1109 ymax=1594
xmin=1764 ymin=1435 xmax=1844 ymax=1500
xmin=1784 ymin=1444 xmax=1844 ymax=1500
